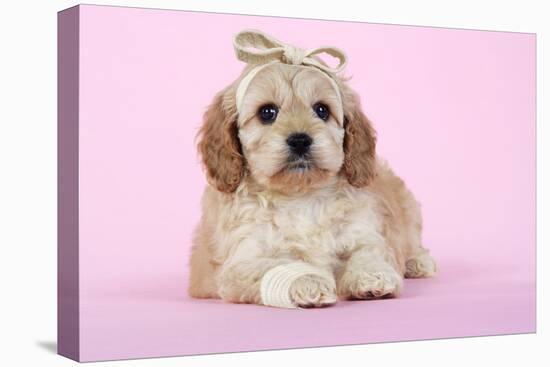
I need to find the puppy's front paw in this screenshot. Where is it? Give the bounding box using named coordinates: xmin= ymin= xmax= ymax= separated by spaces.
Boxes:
xmin=260 ymin=263 xmax=337 ymax=309
xmin=338 ymin=265 xmax=403 ymax=300
xmin=289 ymin=274 xmax=338 ymax=308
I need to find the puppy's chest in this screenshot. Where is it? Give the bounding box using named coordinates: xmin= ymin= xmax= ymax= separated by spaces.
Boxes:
xmin=271 ymin=199 xmax=345 ymax=237
xmin=240 ymin=192 xmax=379 ymax=252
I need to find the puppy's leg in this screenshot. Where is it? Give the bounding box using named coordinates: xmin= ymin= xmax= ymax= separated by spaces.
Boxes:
xmin=337 ymin=244 xmax=403 ymax=300
xmin=219 ymin=257 xmax=337 ymax=308
xmin=405 ymin=248 xmax=437 ymax=278
xmin=401 ymin=206 xmax=437 ymax=278
xmin=284 ymin=264 xmax=337 ymax=308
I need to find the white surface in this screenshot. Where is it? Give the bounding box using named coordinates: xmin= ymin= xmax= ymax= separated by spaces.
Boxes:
xmin=0 ymin=0 xmax=547 ymax=366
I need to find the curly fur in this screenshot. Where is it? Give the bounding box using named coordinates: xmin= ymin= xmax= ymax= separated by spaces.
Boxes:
xmin=189 ymin=62 xmax=436 ymax=308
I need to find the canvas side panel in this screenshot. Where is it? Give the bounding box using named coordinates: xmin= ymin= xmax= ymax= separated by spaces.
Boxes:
xmin=57 ymin=5 xmax=80 ymax=362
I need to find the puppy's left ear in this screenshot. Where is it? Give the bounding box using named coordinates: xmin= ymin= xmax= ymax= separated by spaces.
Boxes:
xmin=341 ymin=93 xmax=377 ymax=187
xmin=197 ymin=88 xmax=244 ymax=193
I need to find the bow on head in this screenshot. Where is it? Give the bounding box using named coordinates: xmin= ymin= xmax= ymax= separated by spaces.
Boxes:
xmin=233 ymin=29 xmax=347 ymax=123
xmin=233 ymin=30 xmax=347 ymax=74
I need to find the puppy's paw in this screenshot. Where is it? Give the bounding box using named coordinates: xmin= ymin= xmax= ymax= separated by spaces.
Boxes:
xmin=338 ymin=265 xmax=403 ymax=300
xmin=260 ymin=263 xmax=337 ymax=308
xmin=405 ymin=252 xmax=437 ymax=278
xmin=289 ymin=274 xmax=338 ymax=308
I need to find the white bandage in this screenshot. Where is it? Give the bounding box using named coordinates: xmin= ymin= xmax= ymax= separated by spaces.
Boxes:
xmin=260 ymin=262 xmax=332 ymax=309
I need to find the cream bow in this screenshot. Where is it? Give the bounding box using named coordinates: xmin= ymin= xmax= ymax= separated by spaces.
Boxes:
xmin=233 ymin=29 xmax=347 ymax=74
xmin=233 ymin=30 xmax=347 ymax=123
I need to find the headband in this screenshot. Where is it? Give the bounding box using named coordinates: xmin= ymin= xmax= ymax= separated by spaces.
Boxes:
xmin=233 ymin=30 xmax=348 ymax=123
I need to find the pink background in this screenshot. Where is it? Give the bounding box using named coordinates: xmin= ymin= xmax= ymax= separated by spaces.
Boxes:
xmin=75 ymin=5 xmax=535 ymax=362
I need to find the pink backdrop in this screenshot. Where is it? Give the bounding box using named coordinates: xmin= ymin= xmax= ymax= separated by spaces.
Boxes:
xmin=73 ymin=5 xmax=535 ymax=362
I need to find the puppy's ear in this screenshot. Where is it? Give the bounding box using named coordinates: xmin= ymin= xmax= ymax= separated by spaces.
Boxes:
xmin=341 ymin=95 xmax=377 ymax=187
xmin=197 ymin=90 xmax=244 ymax=193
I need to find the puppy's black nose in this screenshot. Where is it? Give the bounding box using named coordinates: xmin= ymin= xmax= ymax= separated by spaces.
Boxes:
xmin=286 ymin=133 xmax=313 ymax=156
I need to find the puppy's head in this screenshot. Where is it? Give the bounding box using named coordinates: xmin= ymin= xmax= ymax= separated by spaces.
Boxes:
xmin=197 ymin=38 xmax=376 ymax=194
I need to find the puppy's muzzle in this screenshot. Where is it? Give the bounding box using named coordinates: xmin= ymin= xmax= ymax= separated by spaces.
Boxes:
xmin=286 ymin=133 xmax=313 ymax=157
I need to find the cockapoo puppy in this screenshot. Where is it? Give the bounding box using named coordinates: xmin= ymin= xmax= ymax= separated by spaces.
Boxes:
xmin=189 ymin=30 xmax=436 ymax=308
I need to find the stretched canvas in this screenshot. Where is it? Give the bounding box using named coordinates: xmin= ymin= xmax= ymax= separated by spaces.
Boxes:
xmin=58 ymin=4 xmax=536 ymax=362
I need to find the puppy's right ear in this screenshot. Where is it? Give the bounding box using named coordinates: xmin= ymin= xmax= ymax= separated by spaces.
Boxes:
xmin=341 ymin=89 xmax=378 ymax=188
xmin=197 ymin=90 xmax=244 ymax=193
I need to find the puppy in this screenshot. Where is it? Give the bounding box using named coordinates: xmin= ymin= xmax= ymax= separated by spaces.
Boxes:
xmin=188 ymin=30 xmax=436 ymax=308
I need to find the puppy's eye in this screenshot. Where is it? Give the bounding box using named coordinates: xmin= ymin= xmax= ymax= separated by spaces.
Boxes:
xmin=258 ymin=104 xmax=279 ymax=124
xmin=313 ymin=102 xmax=330 ymax=121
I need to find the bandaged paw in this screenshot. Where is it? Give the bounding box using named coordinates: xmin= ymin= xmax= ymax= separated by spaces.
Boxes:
xmin=260 ymin=262 xmax=337 ymax=309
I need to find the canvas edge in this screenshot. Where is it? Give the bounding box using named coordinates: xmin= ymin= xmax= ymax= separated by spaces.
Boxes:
xmin=57 ymin=5 xmax=80 ymax=362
